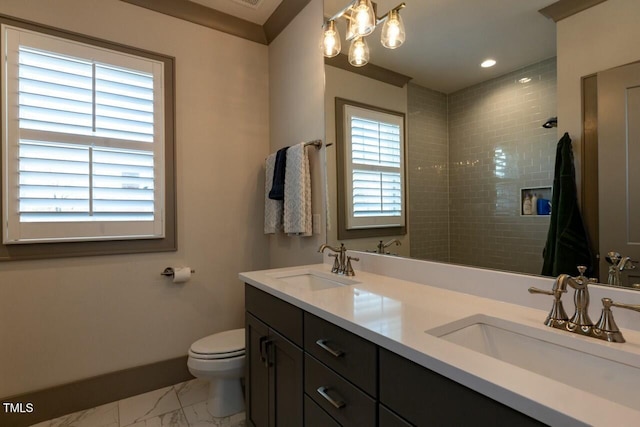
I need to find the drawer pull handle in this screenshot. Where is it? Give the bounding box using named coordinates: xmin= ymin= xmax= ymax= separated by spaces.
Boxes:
xmin=316 ymin=339 xmax=344 ymax=358
xmin=316 ymin=386 xmax=346 ymax=409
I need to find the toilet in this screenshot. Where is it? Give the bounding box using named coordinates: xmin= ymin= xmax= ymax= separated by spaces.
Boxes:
xmin=187 ymin=328 xmax=246 ymax=417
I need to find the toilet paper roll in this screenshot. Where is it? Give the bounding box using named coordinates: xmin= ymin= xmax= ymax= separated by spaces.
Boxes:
xmin=173 ymin=267 xmax=191 ymax=284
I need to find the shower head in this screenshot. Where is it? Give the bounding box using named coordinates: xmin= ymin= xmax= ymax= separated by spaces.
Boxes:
xmin=542 ymin=117 xmax=558 ymax=128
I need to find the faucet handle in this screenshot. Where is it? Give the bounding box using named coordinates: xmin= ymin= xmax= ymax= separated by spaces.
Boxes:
xmin=344 ymin=256 xmax=359 ymax=277
xmin=528 ymin=287 xmax=554 ymax=296
xmin=528 ymin=286 xmax=569 ymax=326
xmin=608 ymin=298 xmax=640 ymax=313
xmin=328 ymin=253 xmax=340 ymax=273
xmin=593 ymin=297 xmax=640 ymax=343
xmin=577 ymin=265 xmax=587 ymax=276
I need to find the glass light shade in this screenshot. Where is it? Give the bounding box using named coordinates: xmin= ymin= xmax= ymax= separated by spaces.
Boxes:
xmin=345 ymin=15 xmax=356 ymax=40
xmin=350 ymin=0 xmax=376 ymax=37
xmin=348 ymin=37 xmax=369 ymax=67
xmin=321 ymin=21 xmax=341 ymax=58
xmin=381 ymin=10 xmax=406 ymax=49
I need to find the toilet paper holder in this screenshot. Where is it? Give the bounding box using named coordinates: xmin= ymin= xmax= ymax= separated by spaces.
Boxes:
xmin=161 ymin=267 xmax=196 ymax=277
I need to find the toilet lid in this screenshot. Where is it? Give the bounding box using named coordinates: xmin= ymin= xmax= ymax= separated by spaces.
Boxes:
xmin=190 ymin=328 xmax=245 ymax=358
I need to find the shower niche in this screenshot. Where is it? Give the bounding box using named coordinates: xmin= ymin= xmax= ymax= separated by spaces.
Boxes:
xmin=521 ymin=186 xmax=552 ymax=216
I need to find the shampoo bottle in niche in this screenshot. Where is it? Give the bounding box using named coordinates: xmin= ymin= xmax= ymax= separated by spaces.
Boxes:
xmin=523 ymin=193 xmax=532 ymax=215
xmin=531 ymin=193 xmax=538 ymax=215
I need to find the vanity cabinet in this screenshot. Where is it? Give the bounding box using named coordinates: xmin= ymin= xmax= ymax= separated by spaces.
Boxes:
xmin=245 ymin=284 xmax=545 ymax=426
xmin=245 ymin=286 xmax=303 ymax=427
xmin=379 ymin=348 xmax=545 ymax=427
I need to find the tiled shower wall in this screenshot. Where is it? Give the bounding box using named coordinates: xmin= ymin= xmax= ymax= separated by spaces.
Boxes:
xmin=407 ymin=84 xmax=449 ymax=262
xmin=408 ymin=57 xmax=557 ymax=274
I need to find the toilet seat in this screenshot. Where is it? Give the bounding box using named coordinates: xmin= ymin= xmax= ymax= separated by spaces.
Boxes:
xmin=189 ymin=328 xmax=245 ymax=360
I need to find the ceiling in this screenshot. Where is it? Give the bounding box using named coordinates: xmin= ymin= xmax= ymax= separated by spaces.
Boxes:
xmin=189 ymin=0 xmax=283 ymax=24
xmin=186 ymin=0 xmax=558 ymax=94
xmin=324 ymin=0 xmax=558 ymax=93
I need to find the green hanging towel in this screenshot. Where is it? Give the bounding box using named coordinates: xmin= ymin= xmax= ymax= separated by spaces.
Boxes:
xmin=541 ymin=133 xmax=593 ymax=277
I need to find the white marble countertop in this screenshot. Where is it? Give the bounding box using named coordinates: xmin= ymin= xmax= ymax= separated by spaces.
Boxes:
xmin=239 ymin=262 xmax=640 ymax=427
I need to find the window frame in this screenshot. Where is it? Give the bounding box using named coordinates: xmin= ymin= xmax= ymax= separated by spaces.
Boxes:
xmin=335 ymin=97 xmax=407 ymax=240
xmin=0 ymin=14 xmax=176 ymax=261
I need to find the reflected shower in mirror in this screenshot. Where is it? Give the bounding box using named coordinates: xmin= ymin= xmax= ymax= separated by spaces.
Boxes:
xmin=325 ymin=0 xmax=640 ymax=286
xmin=327 ymin=58 xmax=558 ymax=274
xmin=324 ymin=0 xmax=592 ymax=278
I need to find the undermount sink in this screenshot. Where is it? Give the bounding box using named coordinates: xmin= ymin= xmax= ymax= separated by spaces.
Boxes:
xmin=426 ymin=314 xmax=640 ymax=410
xmin=267 ymin=268 xmax=360 ymax=291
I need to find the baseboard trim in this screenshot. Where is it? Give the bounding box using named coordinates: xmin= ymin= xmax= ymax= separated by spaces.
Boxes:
xmin=0 ymin=356 xmax=193 ymax=427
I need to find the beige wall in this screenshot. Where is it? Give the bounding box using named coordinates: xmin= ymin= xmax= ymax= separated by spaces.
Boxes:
xmin=0 ymin=0 xmax=270 ymax=398
xmin=324 ymin=65 xmax=410 ymax=256
xmin=557 ymin=0 xmax=640 ymax=188
xmin=267 ymin=0 xmax=326 ymax=267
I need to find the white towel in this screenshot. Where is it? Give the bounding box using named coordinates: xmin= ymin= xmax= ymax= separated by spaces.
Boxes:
xmin=264 ymin=153 xmax=283 ymax=234
xmin=284 ymin=143 xmax=312 ymax=236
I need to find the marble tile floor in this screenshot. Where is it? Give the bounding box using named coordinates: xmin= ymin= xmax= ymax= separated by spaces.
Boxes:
xmin=30 ymin=379 xmax=246 ymax=427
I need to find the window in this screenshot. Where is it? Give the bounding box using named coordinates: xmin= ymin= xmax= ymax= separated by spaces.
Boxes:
xmin=0 ymin=17 xmax=175 ymax=260
xmin=336 ymin=98 xmax=406 ymax=240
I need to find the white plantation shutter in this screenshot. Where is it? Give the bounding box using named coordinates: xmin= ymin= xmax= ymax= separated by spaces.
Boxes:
xmin=2 ymin=25 xmax=165 ymax=243
xmin=344 ymin=105 xmax=405 ymax=230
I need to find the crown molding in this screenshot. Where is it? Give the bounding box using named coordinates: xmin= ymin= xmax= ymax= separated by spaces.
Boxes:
xmin=325 ymin=53 xmax=412 ymax=88
xmin=539 ymin=0 xmax=609 ymax=22
xmin=120 ymin=0 xmax=311 ymax=45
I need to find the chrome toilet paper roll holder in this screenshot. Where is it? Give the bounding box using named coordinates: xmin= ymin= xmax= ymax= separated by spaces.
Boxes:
xmin=161 ymin=267 xmax=196 ymax=277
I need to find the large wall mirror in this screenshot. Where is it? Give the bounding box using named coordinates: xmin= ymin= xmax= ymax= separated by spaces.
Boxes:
xmin=323 ymin=0 xmax=640 ymax=288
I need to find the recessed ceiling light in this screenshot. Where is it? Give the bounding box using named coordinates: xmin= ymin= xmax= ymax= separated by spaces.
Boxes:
xmin=481 ymin=59 xmax=496 ymax=68
xmin=519 ymin=77 xmax=532 ymax=83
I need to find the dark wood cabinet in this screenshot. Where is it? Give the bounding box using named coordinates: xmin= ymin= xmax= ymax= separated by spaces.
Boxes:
xmin=245 ymin=314 xmax=269 ymax=427
xmin=245 ymin=286 xmax=303 ymax=427
xmin=304 ymin=395 xmax=341 ymax=427
xmin=305 ymin=354 xmax=376 ymax=427
xmin=379 ymin=348 xmax=546 ymax=427
xmin=304 ymin=312 xmax=377 ymax=396
xmin=379 ymin=404 xmax=412 ymax=427
xmin=245 ymin=283 xmax=546 ymax=427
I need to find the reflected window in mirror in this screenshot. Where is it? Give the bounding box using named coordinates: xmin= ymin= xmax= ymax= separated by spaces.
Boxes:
xmin=336 ymin=98 xmax=406 ymax=240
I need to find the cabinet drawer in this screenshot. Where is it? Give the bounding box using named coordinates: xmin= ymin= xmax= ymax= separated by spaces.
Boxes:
xmin=245 ymin=284 xmax=303 ymax=347
xmin=304 ymin=312 xmax=377 ymax=396
xmin=379 ymin=348 xmax=545 ymax=426
xmin=304 ymin=395 xmax=341 ymax=427
xmin=305 ymin=354 xmax=376 ymax=427
xmin=379 ymin=404 xmax=412 ymax=427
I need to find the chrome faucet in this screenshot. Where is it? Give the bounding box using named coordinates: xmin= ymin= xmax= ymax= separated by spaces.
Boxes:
xmin=318 ymin=243 xmax=359 ymax=276
xmin=605 ymin=251 xmax=636 ymax=286
xmin=377 ymin=239 xmax=401 ymax=254
xmin=529 ymin=266 xmax=640 ymax=343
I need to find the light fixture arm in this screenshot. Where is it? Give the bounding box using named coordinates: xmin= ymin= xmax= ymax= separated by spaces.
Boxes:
xmin=323 ymin=1 xmax=406 ymax=28
xmin=324 ymin=0 xmax=359 ymax=24
xmin=375 ymin=2 xmax=406 ymax=26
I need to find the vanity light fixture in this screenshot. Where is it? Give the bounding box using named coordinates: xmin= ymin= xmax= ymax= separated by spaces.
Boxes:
xmin=322 ymin=1 xmax=406 ymax=67
xmin=481 ymin=59 xmax=497 ymax=68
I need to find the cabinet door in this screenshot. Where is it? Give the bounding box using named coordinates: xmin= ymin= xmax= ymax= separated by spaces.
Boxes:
xmin=246 ymin=313 xmax=269 ymax=427
xmin=380 ymin=348 xmax=545 ymax=426
xmin=269 ymin=329 xmax=303 ymax=427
